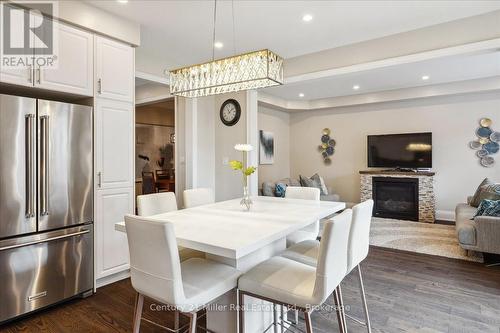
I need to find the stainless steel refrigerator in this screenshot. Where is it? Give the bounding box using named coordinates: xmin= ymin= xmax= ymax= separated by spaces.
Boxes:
xmin=0 ymin=94 xmax=93 ymax=323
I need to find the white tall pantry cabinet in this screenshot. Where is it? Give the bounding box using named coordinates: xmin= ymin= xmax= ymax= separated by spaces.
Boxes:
xmin=0 ymin=12 xmax=136 ymax=289
xmin=93 ymin=36 xmax=135 ymax=286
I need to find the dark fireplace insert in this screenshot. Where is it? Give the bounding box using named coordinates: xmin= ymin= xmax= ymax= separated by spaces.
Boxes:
xmin=372 ymin=177 xmax=419 ymax=221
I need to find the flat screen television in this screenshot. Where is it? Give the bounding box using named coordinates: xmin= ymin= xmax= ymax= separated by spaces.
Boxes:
xmin=367 ymin=132 xmax=432 ymax=169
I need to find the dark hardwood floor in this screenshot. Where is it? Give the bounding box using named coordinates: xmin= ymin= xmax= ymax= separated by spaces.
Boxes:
xmin=1 ymin=247 xmax=499 ymax=333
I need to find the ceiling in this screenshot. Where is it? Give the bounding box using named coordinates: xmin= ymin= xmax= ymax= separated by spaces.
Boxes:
xmin=263 ymin=51 xmax=500 ymax=100
xmin=89 ymin=0 xmax=500 ymax=72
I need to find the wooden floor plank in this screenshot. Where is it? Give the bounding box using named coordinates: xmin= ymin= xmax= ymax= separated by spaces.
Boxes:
xmin=1 ymin=247 xmax=499 ymax=333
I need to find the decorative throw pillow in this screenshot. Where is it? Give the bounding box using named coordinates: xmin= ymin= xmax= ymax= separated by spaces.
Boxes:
xmin=472 ymin=184 xmax=500 ymax=208
xmin=474 ymin=199 xmax=500 ymax=218
xmin=310 ymin=173 xmax=328 ymax=195
xmin=299 ymin=175 xmax=322 ymax=192
xmin=470 ymin=178 xmax=494 ymax=207
xmin=275 ymin=183 xmax=287 ymax=198
xmin=262 ymin=182 xmax=275 ymax=197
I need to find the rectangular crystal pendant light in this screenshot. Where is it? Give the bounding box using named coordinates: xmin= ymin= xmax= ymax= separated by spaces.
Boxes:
xmin=169 ymin=49 xmax=284 ymax=98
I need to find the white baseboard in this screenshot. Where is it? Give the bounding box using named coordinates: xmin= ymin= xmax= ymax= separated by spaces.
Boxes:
xmin=436 ymin=210 xmax=455 ymax=222
xmin=96 ymin=269 xmax=130 ymax=289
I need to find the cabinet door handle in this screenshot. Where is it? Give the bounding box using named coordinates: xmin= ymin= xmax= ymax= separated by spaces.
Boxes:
xmin=97 ymin=172 xmax=102 ymax=188
xmin=36 ymin=67 xmax=41 ymax=84
xmin=97 ymin=79 xmax=102 ymax=94
xmin=28 ymin=65 xmax=33 ymax=84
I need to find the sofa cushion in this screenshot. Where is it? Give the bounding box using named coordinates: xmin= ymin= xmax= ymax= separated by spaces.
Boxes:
xmin=455 ymin=203 xmax=477 ymax=246
xmin=470 ymin=178 xmax=494 ymax=207
xmin=299 ymin=175 xmax=322 ymax=192
xmin=311 ymin=173 xmax=328 ymax=195
xmin=474 ymin=199 xmax=500 ymax=218
xmin=320 ymin=194 xmax=340 ymax=202
xmin=472 ymin=184 xmax=500 ymax=208
xmin=262 ymin=182 xmax=275 ymax=197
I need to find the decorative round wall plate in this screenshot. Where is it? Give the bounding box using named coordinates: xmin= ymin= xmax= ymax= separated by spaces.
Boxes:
xmin=326 ymin=146 xmax=334 ymax=155
xmin=484 ymin=141 xmax=500 ymax=154
xmin=321 ymin=135 xmax=330 ymax=143
xmin=324 ymin=157 xmax=332 ymax=165
xmin=491 ymin=131 xmax=500 ymax=143
xmin=469 ymin=141 xmax=482 ymax=150
xmin=480 ymin=156 xmax=495 ymax=167
xmin=476 ymin=127 xmax=493 ymax=138
xmin=479 ymin=137 xmax=490 ymax=145
xmin=477 ymin=149 xmax=489 ymax=158
xmin=322 ymin=128 xmax=331 ymax=135
xmin=328 ymin=139 xmax=336 ymax=147
xmin=480 ymin=118 xmax=492 ymax=127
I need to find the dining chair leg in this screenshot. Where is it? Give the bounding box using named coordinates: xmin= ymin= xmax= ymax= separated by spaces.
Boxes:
xmin=357 ymin=265 xmax=372 ymax=333
xmin=132 ymin=293 xmax=144 ymax=333
xmin=187 ymin=312 xmax=197 ymax=333
xmin=238 ymin=291 xmax=245 ymax=333
xmin=174 ymin=311 xmax=180 ymax=331
xmin=304 ymin=311 xmax=313 ymax=333
xmin=280 ymin=306 xmax=285 ymax=333
xmin=337 ymin=286 xmax=348 ymax=333
xmin=273 ymin=304 xmax=279 ymax=333
xmin=333 ymin=287 xmax=346 ymax=333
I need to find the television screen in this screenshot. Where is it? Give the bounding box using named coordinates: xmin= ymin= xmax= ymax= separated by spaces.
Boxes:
xmin=367 ymin=132 xmax=432 ymax=168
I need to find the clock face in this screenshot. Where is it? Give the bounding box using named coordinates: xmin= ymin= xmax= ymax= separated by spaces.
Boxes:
xmin=220 ymin=99 xmax=241 ymax=126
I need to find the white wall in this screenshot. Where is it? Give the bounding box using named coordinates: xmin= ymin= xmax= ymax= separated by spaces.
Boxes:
xmin=196 ymin=96 xmax=216 ymax=190
xmin=214 ymin=92 xmax=248 ymax=201
xmin=289 ymin=91 xmax=500 ymax=218
xmin=258 ymin=106 xmax=291 ymax=186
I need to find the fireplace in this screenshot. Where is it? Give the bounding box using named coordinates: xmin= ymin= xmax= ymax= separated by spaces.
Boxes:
xmin=372 ymin=177 xmax=419 ymax=221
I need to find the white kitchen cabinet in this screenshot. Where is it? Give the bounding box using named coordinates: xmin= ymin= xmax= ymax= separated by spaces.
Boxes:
xmin=36 ymin=22 xmax=93 ymax=96
xmin=95 ymin=187 xmax=133 ymax=280
xmin=95 ymin=36 xmax=134 ymax=102
xmin=94 ymin=98 xmax=134 ymax=189
xmin=0 ymin=66 xmax=33 ymax=87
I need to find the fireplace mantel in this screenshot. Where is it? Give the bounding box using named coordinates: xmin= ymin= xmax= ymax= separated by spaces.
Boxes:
xmin=359 ymin=170 xmax=435 ymax=176
xmin=360 ymin=170 xmax=435 ymax=223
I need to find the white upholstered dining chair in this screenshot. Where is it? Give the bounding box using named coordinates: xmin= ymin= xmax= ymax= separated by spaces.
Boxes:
xmin=136 ymin=192 xmax=204 ymax=262
xmin=281 ymin=199 xmax=375 ymax=333
xmin=238 ymin=209 xmax=353 ymax=333
xmin=284 ymin=186 xmax=321 ymax=247
xmin=183 ymin=188 xmax=215 ymax=208
xmin=125 ymin=215 xmax=242 ymax=333
xmin=137 ymin=192 xmax=177 ymax=216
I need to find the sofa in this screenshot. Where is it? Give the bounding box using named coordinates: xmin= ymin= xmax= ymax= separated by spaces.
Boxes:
xmin=455 ymin=197 xmax=500 ymax=255
xmin=260 ymin=177 xmax=340 ymax=202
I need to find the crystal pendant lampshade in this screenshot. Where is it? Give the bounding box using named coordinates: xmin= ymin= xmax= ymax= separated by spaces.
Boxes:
xmin=169 ymin=49 xmax=284 ymax=98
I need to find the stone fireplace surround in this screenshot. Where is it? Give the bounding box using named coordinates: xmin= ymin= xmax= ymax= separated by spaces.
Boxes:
xmin=360 ymin=170 xmax=436 ymax=223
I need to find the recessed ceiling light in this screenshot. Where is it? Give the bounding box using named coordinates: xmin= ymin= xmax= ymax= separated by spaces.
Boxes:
xmin=117 ymin=0 xmax=128 ymax=3
xmin=214 ymin=41 xmax=224 ymax=49
xmin=353 ymin=85 xmax=360 ymax=90
xmin=302 ymin=14 xmax=313 ymax=22
xmin=299 ymin=93 xmax=305 ymax=98
xmin=422 ymin=75 xmax=430 ymax=80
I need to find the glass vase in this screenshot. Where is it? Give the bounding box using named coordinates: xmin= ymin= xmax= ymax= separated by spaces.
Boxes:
xmin=240 ymin=186 xmax=253 ymax=211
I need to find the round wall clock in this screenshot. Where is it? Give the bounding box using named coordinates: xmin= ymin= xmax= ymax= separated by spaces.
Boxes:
xmin=220 ymin=99 xmax=241 ymax=126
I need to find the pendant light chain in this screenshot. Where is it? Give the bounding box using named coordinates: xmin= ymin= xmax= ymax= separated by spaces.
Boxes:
xmin=212 ymin=0 xmax=217 ymax=61
xmin=232 ymin=0 xmax=236 ymax=55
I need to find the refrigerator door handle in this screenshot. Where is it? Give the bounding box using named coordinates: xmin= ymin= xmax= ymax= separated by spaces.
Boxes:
xmin=25 ymin=114 xmax=36 ymax=218
xmin=40 ymin=115 xmax=50 ymax=216
xmin=0 ymin=229 xmax=90 ymax=252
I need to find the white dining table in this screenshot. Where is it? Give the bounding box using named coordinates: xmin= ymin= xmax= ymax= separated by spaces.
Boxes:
xmin=115 ymin=196 xmax=345 ymax=333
